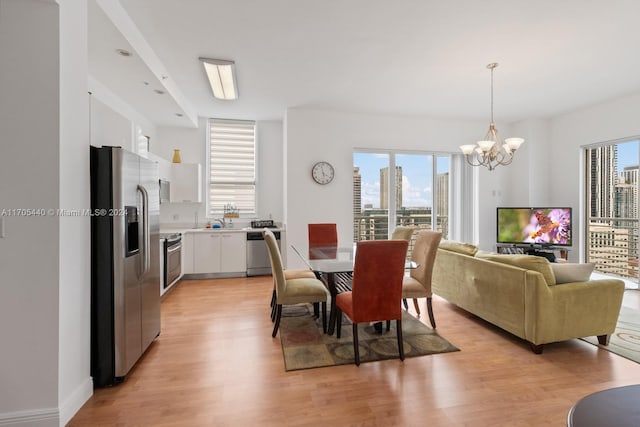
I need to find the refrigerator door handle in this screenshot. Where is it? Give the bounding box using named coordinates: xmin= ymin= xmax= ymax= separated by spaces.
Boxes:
xmin=137 ymin=184 xmax=151 ymax=274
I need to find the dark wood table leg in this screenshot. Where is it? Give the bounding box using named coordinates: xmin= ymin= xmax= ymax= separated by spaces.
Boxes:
xmin=326 ymin=273 xmax=338 ymax=335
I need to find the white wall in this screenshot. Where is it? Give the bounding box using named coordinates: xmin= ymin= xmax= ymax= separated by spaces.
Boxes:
xmin=89 ymin=77 xmax=158 ymax=152
xmin=58 ymin=1 xmax=92 ymax=424
xmin=256 ymin=121 xmax=285 ymax=222
xmin=90 ymin=97 xmax=134 ymax=150
xmin=0 ymin=0 xmax=61 ymax=425
xmin=283 ymin=108 xmax=495 ymax=268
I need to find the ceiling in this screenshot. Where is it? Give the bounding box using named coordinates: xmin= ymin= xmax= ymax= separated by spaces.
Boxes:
xmin=88 ymin=0 xmax=640 ymax=128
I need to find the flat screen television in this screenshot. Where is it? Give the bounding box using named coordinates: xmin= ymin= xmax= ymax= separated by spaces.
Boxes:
xmin=497 ymin=207 xmax=572 ymax=247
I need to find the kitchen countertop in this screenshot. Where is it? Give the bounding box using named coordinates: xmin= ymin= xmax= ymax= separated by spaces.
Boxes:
xmin=160 ymin=226 xmax=285 ymax=235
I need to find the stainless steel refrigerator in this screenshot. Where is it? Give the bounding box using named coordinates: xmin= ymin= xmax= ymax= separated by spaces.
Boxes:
xmin=90 ymin=146 xmax=161 ymax=387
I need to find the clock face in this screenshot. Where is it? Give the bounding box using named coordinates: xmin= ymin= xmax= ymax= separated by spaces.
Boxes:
xmin=311 ymin=161 xmax=335 ymax=185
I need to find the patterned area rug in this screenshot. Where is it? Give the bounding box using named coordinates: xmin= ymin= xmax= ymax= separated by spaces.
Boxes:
xmin=581 ymin=305 xmax=640 ymax=364
xmin=278 ymin=304 xmax=459 ymax=371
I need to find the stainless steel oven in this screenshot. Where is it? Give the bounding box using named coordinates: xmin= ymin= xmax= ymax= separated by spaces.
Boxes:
xmin=164 ymin=233 xmax=182 ymax=288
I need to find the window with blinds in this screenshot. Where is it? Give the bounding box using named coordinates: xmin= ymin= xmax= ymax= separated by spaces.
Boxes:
xmin=207 ymin=119 xmax=256 ymax=217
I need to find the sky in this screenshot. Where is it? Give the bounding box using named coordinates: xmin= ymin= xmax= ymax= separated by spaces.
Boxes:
xmin=618 ymin=140 xmax=639 ymax=170
xmin=353 ymin=152 xmax=449 ymax=209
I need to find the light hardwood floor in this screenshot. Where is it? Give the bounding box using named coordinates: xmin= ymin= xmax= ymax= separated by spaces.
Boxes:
xmin=69 ymin=277 xmax=640 ymax=426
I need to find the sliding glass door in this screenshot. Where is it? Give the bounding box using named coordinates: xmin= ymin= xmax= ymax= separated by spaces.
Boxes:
xmin=585 ymin=139 xmax=640 ymax=283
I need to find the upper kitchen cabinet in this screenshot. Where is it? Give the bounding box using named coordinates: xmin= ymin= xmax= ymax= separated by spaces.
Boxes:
xmin=170 ymin=163 xmax=202 ymax=203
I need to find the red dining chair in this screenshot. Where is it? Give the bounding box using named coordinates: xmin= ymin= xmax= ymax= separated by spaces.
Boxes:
xmin=308 ymin=223 xmax=338 ymax=260
xmin=335 ymin=239 xmax=408 ymax=366
xmin=308 ymin=223 xmax=352 ymax=297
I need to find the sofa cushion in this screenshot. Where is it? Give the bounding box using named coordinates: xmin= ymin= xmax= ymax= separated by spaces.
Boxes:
xmin=550 ymin=262 xmax=595 ymax=284
xmin=439 ymin=240 xmax=479 ymax=256
xmin=476 ymin=253 xmax=557 ymax=286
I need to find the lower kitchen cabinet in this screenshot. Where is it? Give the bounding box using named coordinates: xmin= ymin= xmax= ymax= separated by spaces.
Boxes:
xmin=182 ymin=231 xmax=246 ymax=276
xmin=182 ymin=233 xmax=194 ymax=274
xmin=194 ymin=233 xmax=221 ymax=273
xmin=220 ymin=233 xmax=246 ymax=273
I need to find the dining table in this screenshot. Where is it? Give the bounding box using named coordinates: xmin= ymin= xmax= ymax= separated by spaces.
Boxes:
xmin=292 ymin=244 xmax=417 ymax=335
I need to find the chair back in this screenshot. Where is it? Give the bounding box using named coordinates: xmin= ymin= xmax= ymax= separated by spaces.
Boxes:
xmin=351 ymin=240 xmax=408 ymax=322
xmin=263 ymin=228 xmax=286 ymax=296
xmin=391 ymin=226 xmax=414 ymax=241
xmin=308 ymin=223 xmax=338 ymax=259
xmin=410 ymin=230 xmax=443 ymax=292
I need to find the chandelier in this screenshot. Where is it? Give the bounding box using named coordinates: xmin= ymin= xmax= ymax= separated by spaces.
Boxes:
xmin=460 ymin=63 xmax=524 ymax=171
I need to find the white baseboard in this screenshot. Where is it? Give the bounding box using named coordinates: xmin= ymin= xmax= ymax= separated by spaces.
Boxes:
xmin=0 ymin=377 xmax=92 ymax=427
xmin=0 ymin=408 xmax=59 ymax=426
xmin=59 ymin=377 xmax=93 ymax=426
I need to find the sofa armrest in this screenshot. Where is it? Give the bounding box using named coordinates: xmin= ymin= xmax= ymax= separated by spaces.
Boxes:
xmin=524 ymin=277 xmax=624 ymax=345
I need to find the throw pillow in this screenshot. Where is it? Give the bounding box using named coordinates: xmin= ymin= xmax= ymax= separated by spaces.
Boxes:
xmin=550 ymin=262 xmax=595 ymax=284
xmin=476 ymin=253 xmax=557 ymax=286
xmin=439 ymin=240 xmax=479 ymax=256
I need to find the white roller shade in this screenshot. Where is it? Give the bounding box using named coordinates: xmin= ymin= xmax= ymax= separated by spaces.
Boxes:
xmin=208 ymin=119 xmax=256 ymax=216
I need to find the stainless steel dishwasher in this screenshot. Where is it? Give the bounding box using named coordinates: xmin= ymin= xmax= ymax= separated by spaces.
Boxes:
xmin=246 ymin=230 xmax=280 ymax=276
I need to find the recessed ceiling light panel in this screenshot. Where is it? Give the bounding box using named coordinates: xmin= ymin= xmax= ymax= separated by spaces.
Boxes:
xmin=199 ymin=57 xmax=238 ymax=100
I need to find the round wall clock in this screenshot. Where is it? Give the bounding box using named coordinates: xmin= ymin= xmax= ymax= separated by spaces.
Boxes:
xmin=311 ymin=161 xmax=335 ymax=185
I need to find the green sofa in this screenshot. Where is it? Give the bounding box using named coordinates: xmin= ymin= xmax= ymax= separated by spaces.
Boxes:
xmin=431 ymin=241 xmax=625 ymax=353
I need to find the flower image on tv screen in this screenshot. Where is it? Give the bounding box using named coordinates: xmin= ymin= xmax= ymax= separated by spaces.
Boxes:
xmin=497 ymin=207 xmax=572 ymax=246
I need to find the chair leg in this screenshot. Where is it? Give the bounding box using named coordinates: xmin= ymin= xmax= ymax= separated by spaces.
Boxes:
xmin=271 ymin=300 xmax=277 ymax=322
xmin=598 ymin=334 xmax=610 ymax=345
xmin=336 ymin=307 xmax=343 ymax=338
xmin=402 ymin=298 xmax=408 ymax=310
xmin=396 ymin=319 xmax=405 ymax=361
xmin=426 ymin=297 xmax=436 ymax=329
xmin=313 ymin=302 xmax=320 ymax=318
xmin=321 ymin=301 xmax=327 ymax=334
xmin=272 ymin=304 xmax=283 ymax=338
xmin=413 ymin=298 xmax=421 ymax=316
xmin=270 ymin=289 xmax=275 ymax=307
xmin=353 ymin=323 xmax=360 ymax=366
xmin=386 ymin=320 xmax=391 ymax=331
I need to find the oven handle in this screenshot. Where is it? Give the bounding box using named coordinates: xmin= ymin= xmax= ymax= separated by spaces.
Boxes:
xmin=167 ymin=243 xmax=182 ymax=254
xmin=166 ymin=234 xmax=182 ymax=245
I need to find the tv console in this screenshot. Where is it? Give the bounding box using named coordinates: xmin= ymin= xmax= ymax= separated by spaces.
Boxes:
xmin=496 ymin=243 xmax=569 ymax=261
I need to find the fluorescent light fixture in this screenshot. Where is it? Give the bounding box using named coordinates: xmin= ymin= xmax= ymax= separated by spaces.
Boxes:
xmin=199 ymin=57 xmax=238 ymax=100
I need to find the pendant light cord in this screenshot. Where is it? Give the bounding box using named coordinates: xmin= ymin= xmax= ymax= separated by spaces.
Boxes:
xmin=490 ymin=65 xmax=494 ymax=124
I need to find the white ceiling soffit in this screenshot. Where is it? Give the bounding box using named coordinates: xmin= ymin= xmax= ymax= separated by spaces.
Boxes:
xmin=89 ymin=0 xmax=198 ymax=127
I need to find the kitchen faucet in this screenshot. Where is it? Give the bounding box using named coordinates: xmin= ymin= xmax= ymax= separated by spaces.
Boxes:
xmin=214 ymin=218 xmax=226 ymax=228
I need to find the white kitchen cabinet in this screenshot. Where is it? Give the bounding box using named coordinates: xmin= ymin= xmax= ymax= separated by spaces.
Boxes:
xmin=181 ymin=232 xmax=194 ymax=274
xmin=170 ymin=163 xmax=202 ymax=203
xmin=193 ymin=233 xmax=221 ymax=273
xmin=220 ymin=233 xmax=246 ymax=273
xmin=181 ymin=231 xmax=247 ymax=276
